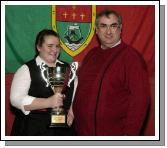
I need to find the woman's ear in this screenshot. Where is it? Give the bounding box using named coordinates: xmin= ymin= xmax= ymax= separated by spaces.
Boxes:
xmin=36 ymin=45 xmax=41 ymax=52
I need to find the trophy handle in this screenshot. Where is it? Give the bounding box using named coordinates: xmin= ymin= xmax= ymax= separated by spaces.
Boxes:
xmin=68 ymin=62 xmax=78 ymax=87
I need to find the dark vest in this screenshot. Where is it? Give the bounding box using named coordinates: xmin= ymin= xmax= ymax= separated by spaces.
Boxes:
xmin=26 ymin=59 xmax=54 ymax=98
xmin=26 ymin=59 xmax=74 ymax=110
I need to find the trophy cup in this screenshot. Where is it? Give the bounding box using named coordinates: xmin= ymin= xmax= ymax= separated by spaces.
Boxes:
xmin=46 ymin=62 xmax=78 ymax=127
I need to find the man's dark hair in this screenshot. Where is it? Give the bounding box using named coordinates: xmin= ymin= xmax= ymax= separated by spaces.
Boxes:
xmin=96 ymin=9 xmax=122 ymax=26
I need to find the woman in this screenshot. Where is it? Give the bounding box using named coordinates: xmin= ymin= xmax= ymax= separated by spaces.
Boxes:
xmin=10 ymin=29 xmax=75 ymax=136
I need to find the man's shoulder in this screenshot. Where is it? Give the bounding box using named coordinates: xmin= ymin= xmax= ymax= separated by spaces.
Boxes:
xmin=122 ymin=44 xmax=147 ymax=68
xmin=84 ymin=46 xmax=99 ymax=58
xmin=123 ymin=44 xmax=143 ymax=59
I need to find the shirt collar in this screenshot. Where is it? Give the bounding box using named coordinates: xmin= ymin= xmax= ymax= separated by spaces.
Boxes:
xmin=101 ymin=39 xmax=121 ymax=49
xmin=112 ymin=39 xmax=121 ymax=48
xmin=36 ymin=56 xmax=64 ymax=66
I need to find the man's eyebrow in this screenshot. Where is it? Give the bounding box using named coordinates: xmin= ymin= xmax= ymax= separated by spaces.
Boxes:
xmin=99 ymin=22 xmax=119 ymax=25
xmin=111 ymin=23 xmax=119 ymax=25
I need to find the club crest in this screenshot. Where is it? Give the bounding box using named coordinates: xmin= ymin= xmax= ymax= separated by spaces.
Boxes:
xmin=52 ymin=5 xmax=96 ymax=57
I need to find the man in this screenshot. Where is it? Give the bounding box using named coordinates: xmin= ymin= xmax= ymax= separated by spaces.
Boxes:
xmin=71 ymin=9 xmax=150 ymax=136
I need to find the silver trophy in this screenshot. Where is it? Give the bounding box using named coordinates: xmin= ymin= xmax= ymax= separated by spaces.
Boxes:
xmin=46 ymin=62 xmax=78 ymax=127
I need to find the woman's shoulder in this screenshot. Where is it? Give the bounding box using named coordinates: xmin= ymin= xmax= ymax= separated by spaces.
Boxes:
xmin=25 ymin=59 xmax=36 ymax=66
xmin=14 ymin=64 xmax=29 ymax=77
xmin=57 ymin=59 xmax=69 ymax=67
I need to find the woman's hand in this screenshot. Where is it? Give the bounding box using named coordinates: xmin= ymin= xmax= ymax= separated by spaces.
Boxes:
xmin=47 ymin=93 xmax=64 ymax=108
xmin=67 ymin=105 xmax=74 ymax=127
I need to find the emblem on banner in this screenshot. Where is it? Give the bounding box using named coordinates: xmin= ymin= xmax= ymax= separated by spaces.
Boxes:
xmin=52 ymin=5 xmax=96 ymax=57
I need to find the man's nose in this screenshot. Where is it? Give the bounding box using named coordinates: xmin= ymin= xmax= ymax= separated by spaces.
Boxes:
xmin=106 ymin=26 xmax=112 ymax=34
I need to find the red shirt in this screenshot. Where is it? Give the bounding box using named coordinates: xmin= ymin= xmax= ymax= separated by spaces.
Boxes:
xmin=73 ymin=42 xmax=150 ymax=136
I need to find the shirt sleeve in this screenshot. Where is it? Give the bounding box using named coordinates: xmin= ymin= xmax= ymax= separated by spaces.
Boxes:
xmin=10 ymin=64 xmax=36 ymax=115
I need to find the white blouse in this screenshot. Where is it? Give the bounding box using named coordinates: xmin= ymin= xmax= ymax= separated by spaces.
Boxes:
xmin=10 ymin=56 xmax=78 ymax=115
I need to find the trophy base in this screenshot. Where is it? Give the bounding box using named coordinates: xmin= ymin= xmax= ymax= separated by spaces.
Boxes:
xmin=49 ymin=123 xmax=68 ymax=128
xmin=50 ymin=114 xmax=68 ymax=128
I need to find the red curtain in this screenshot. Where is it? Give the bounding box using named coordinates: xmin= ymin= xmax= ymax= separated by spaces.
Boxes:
xmin=5 ymin=74 xmax=15 ymax=136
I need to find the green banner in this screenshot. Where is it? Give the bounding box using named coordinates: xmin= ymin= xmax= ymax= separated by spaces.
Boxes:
xmin=5 ymin=5 xmax=72 ymax=73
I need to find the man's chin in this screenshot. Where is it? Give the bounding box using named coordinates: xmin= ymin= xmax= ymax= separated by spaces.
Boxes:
xmin=103 ymin=42 xmax=114 ymax=47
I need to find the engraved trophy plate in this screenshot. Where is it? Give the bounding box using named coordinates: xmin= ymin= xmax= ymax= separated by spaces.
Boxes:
xmin=50 ymin=106 xmax=67 ymax=127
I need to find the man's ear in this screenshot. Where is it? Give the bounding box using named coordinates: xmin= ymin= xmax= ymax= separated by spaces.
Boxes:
xmin=95 ymin=27 xmax=98 ymax=34
xmin=119 ymin=24 xmax=122 ymax=30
